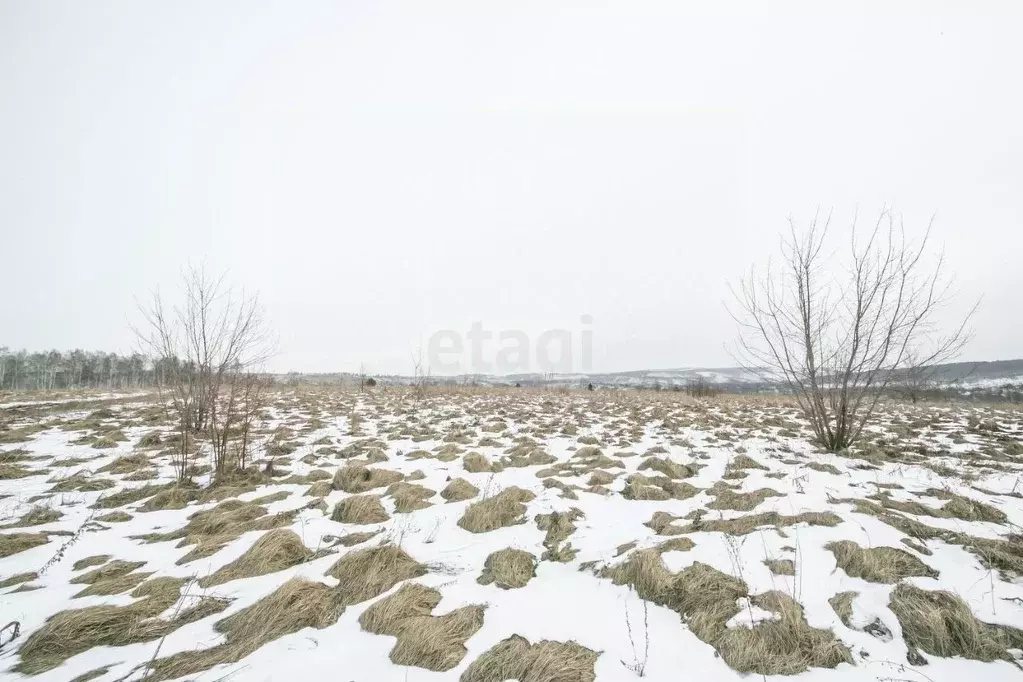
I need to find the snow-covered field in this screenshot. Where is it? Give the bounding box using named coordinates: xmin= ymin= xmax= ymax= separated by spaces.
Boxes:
xmin=1 ymin=388 xmax=1022 ymax=682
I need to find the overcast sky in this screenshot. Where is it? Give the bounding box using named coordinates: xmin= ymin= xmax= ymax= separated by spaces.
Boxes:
xmin=1 ymin=1 xmax=1020 ymax=375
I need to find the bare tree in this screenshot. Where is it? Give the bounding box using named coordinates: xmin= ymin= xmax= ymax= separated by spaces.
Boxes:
xmin=135 ymin=265 xmax=274 ymax=481
xmin=408 ymin=347 xmax=430 ymax=414
xmin=731 ymin=209 xmax=975 ymax=451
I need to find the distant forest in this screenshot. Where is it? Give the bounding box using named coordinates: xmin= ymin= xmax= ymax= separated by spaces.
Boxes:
xmin=0 ymin=348 xmax=168 ymax=391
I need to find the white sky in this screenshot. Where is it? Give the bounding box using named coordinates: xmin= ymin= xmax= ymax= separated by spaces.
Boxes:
xmin=1 ymin=1 xmax=1020 ymax=375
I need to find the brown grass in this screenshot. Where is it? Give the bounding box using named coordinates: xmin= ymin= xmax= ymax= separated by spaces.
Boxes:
xmin=680 ymin=511 xmax=842 ymax=536
xmin=49 ymin=474 xmax=116 ymax=493
xmin=305 ymin=480 xmax=333 ymax=497
xmin=14 ymin=577 xmax=194 ymax=674
xmin=460 ymin=634 xmax=599 ymax=682
xmin=601 ymin=552 xmax=849 ymax=674
xmin=325 ymin=543 xmax=427 ymax=604
xmin=2 ymin=506 xmax=62 ymax=528
xmin=890 ymin=583 xmax=1023 ymax=663
xmin=387 ymin=481 xmax=435 ymax=513
xmin=464 ymin=452 xmax=501 ymax=473
xmin=200 ymin=529 xmax=313 ymax=587
xmin=0 ymin=572 xmax=38 ymax=588
xmin=637 ymin=457 xmax=699 ymax=479
xmin=825 ymin=540 xmax=939 ymax=583
xmin=97 ymin=452 xmax=151 ymax=474
xmin=0 ymin=532 xmax=49 ymax=558
xmin=332 ymin=494 xmax=390 ymax=524
xmin=458 ymin=487 xmax=536 ymax=533
xmin=764 ymin=558 xmax=795 ymax=575
xmin=622 ymin=474 xmax=699 ymax=501
xmin=828 ymin=591 xmax=857 ymax=627
xmin=478 ymin=548 xmax=537 ymax=589
xmin=359 ymin=582 xmax=486 ymax=671
xmin=332 ymin=463 xmax=405 ymax=493
xmin=707 ymin=482 xmax=782 ymax=511
xmin=95 ymin=510 xmax=132 ymax=523
xmin=441 ymin=478 xmax=480 ymax=502
xmin=144 ymin=578 xmax=344 ymax=681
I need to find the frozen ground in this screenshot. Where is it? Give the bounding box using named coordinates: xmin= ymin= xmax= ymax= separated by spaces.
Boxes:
xmin=1 ymin=388 xmax=1022 ymax=682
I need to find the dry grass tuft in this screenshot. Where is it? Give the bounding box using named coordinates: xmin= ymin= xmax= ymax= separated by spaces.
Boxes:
xmin=638 ymin=457 xmax=698 ymax=479
xmin=657 ymin=537 xmax=696 ymax=553
xmin=97 ymin=452 xmax=151 ymax=474
xmin=2 ymin=506 xmax=62 ymax=528
xmin=305 ymin=480 xmax=333 ymax=497
xmin=825 ymin=540 xmax=938 ymax=583
xmin=458 ymin=487 xmax=536 ymax=533
xmin=332 ymin=463 xmax=405 ymax=493
xmin=707 ymin=482 xmax=782 ymax=511
xmin=334 ymin=530 xmax=381 ymax=546
xmin=477 ymin=548 xmax=537 ymax=589
xmin=136 ymin=499 xmax=299 ymax=564
xmin=359 ymin=582 xmax=486 ymax=671
xmin=622 ymin=474 xmax=699 ymax=501
xmin=463 ymin=452 xmax=501 ymax=473
xmin=49 ymin=473 xmax=116 ymax=493
xmin=200 ymin=529 xmax=313 ymax=587
xmin=441 ymin=478 xmax=480 ymax=502
xmin=890 ymin=583 xmax=1023 ymax=663
xmin=460 ymin=634 xmax=599 ymax=682
xmin=144 ymin=578 xmax=344 ymax=682
xmin=387 ymin=481 xmax=435 ymax=513
xmin=681 ymin=511 xmax=841 ymax=536
xmin=14 ymin=577 xmax=191 ymax=674
xmin=332 ymin=494 xmax=390 ymax=524
xmin=602 ymin=552 xmax=849 ymax=675
xmin=326 ymin=543 xmax=427 ymax=604
xmin=95 ymin=510 xmax=132 ymax=523
xmin=764 ymin=558 xmax=795 ymax=575
xmin=828 ymin=591 xmax=857 ymax=627
xmin=586 ymin=470 xmax=616 ymax=486
xmin=0 ymin=571 xmax=38 ymax=588
xmin=0 ymin=531 xmax=49 ymax=557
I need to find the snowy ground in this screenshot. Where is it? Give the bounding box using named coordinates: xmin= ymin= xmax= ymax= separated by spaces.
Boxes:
xmin=1 ymin=388 xmax=1022 ymax=682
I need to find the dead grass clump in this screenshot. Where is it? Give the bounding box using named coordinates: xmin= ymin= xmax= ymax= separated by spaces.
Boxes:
xmin=826 ymin=540 xmax=938 ymax=583
xmin=889 ymin=583 xmax=1023 ymax=663
xmin=334 ymin=530 xmax=381 ymax=546
xmin=70 ymin=560 xmax=145 ymax=585
xmin=0 ymin=532 xmax=49 ymax=557
xmin=332 ymin=494 xmax=390 ymax=524
xmin=828 ymin=591 xmax=857 ymax=627
xmin=586 ymin=470 xmax=616 ymax=486
xmin=638 ymin=457 xmax=698 ymax=479
xmin=723 ymin=454 xmax=768 ymax=479
xmin=139 ymin=485 xmax=200 ymax=512
xmin=764 ymin=559 xmax=795 ymax=575
xmin=536 ymin=508 xmax=583 ymax=562
xmin=441 ymin=478 xmax=479 ymax=502
xmin=460 ymin=634 xmax=599 ymax=682
xmin=305 ymin=480 xmax=333 ymax=497
xmin=645 ymin=511 xmax=684 ymax=535
xmin=622 ymin=474 xmax=699 ymax=501
xmin=201 ymin=529 xmax=313 ymax=587
xmin=682 ymin=511 xmax=842 ymax=535
xmin=95 ymin=510 xmax=132 ymax=523
xmin=326 ymin=543 xmax=427 ymax=604
xmin=90 ymin=482 xmax=174 ymax=508
xmin=0 ymin=572 xmax=38 ymax=588
xmin=463 ymin=452 xmax=501 ymax=473
xmin=657 ymin=536 xmax=695 ymax=553
xmin=73 ymin=555 xmax=110 ymax=570
xmin=806 ymin=462 xmax=842 ymax=475
xmin=97 ymin=452 xmax=151 ymax=474
xmin=138 ymin=431 xmax=162 ymax=447
xmin=2 ymin=506 xmax=62 ymax=528
xmin=458 ymin=487 xmax=536 ymax=534
xmin=0 ymin=463 xmax=37 ymax=479
xmin=713 ymin=590 xmax=853 ymax=675
xmin=478 ymin=548 xmax=536 ymax=589
xmin=544 ymin=478 xmax=581 ymax=500
xmin=332 ymin=463 xmax=404 ymax=493
xmin=49 ymin=473 xmax=116 ymax=493
xmin=140 ymin=500 xmax=299 ymax=564
xmin=707 ymin=482 xmax=782 ymax=511
xmin=144 ymin=578 xmax=345 ymax=682
xmin=387 ymin=481 xmax=435 ymax=513
xmin=359 ymin=583 xmax=486 ymax=671
xmin=14 ymin=577 xmax=187 ymax=674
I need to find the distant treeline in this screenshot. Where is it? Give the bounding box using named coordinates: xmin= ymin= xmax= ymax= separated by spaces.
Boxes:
xmin=0 ymin=347 xmax=171 ymax=391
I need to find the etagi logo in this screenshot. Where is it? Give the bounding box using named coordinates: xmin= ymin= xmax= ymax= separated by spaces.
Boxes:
xmin=427 ymin=315 xmax=593 ymax=375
